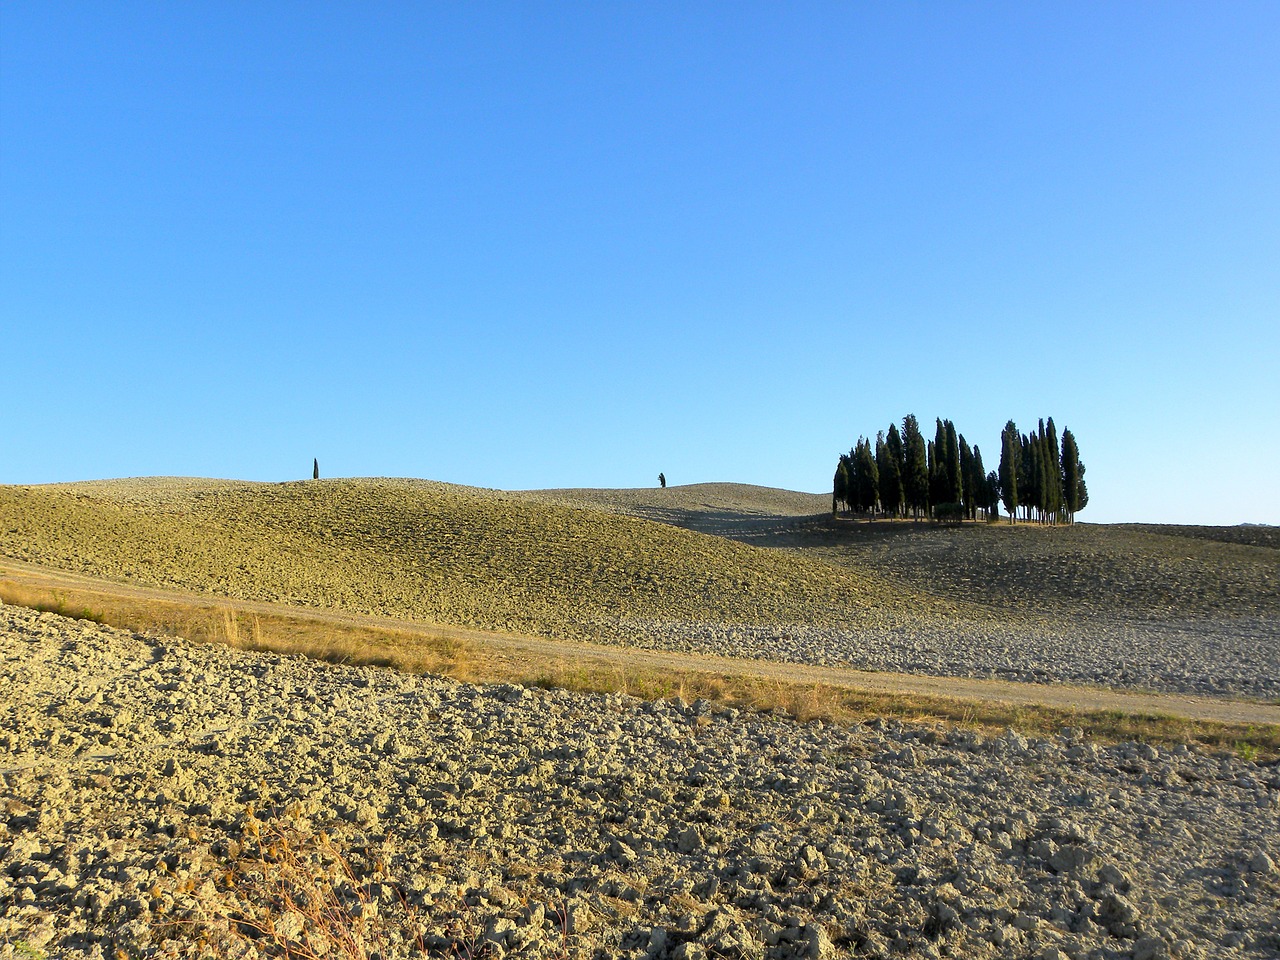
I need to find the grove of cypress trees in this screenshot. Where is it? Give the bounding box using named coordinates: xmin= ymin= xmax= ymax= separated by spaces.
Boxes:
xmin=834 ymin=415 xmax=1085 ymax=525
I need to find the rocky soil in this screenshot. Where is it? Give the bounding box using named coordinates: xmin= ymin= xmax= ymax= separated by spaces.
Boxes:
xmin=3 ymin=603 xmax=1278 ymax=959
xmin=590 ymin=613 xmax=1280 ymax=701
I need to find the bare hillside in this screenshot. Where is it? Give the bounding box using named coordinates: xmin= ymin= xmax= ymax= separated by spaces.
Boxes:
xmin=516 ymin=483 xmax=828 ymax=543
xmin=0 ymin=478 xmax=916 ymax=644
xmin=523 ymin=485 xmax=1280 ymax=623
xmin=775 ymin=517 xmax=1280 ymax=623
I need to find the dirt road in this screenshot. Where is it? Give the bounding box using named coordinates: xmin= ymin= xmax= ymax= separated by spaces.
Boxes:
xmin=4 ymin=557 xmax=1277 ymax=728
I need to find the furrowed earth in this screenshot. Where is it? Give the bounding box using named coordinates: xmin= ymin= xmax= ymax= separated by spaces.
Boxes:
xmin=0 ymin=478 xmax=1277 ymax=959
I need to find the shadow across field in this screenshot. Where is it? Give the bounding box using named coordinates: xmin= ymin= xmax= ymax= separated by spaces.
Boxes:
xmin=784 ymin=517 xmax=1280 ymax=623
xmin=554 ymin=488 xmax=1280 ymax=624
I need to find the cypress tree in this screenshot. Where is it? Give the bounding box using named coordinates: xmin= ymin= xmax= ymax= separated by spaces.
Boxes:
xmin=1060 ymin=430 xmax=1078 ymax=523
xmin=1061 ymin=428 xmax=1087 ymax=522
xmin=1018 ymin=433 xmax=1034 ymax=521
xmin=945 ymin=419 xmax=963 ymax=506
xmin=856 ymin=437 xmax=880 ymax=515
xmin=1037 ymin=419 xmax=1054 ymax=523
xmin=848 ymin=446 xmax=863 ymax=513
xmin=1044 ymin=417 xmax=1063 ymax=523
xmin=929 ymin=419 xmax=949 ymax=513
xmin=999 ymin=421 xmax=1019 ymax=523
xmin=901 ymin=415 xmax=929 ymax=519
xmin=833 ymin=457 xmax=850 ymax=515
xmin=878 ymin=432 xmax=903 ymax=518
xmin=969 ymin=443 xmax=986 ymax=519
xmin=985 ymin=469 xmax=1000 ymax=519
xmin=972 ymin=448 xmax=993 ymax=522
xmin=886 ymin=423 xmax=905 ymax=481
xmin=958 ymin=436 xmax=974 ymax=519
xmin=931 ymin=437 xmax=942 ymax=512
xmin=1037 ymin=433 xmax=1049 ymax=522
xmin=1030 ymin=429 xmax=1047 ymax=523
xmin=848 ymin=445 xmax=863 ymax=512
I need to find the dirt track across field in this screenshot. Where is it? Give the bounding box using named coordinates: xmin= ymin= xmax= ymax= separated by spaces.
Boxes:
xmin=4 ymin=557 xmax=1277 ymax=728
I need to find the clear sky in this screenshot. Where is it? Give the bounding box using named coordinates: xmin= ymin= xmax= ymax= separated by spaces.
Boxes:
xmin=2 ymin=3 xmax=1277 ymax=525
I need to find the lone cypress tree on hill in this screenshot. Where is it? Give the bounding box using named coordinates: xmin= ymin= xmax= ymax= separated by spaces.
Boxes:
xmin=313 ymin=458 xmax=319 ymax=480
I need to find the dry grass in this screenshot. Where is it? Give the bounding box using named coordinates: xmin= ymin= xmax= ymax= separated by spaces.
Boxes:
xmin=0 ymin=580 xmax=476 ymax=679
xmin=155 ymin=809 xmax=432 ymax=959
xmin=3 ymin=576 xmax=1276 ymax=761
xmin=175 ymin=810 xmax=575 ymax=960
xmin=530 ymin=659 xmax=1280 ymax=760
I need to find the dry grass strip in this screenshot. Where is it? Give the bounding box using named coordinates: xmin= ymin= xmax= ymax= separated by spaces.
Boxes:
xmin=3 ymin=577 xmax=1275 ymax=762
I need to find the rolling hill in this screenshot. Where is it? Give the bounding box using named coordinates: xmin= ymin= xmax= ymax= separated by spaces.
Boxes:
xmin=0 ymin=478 xmax=928 ymax=644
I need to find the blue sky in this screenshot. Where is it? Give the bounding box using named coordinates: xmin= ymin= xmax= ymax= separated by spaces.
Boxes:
xmin=2 ymin=2 xmax=1277 ymax=524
